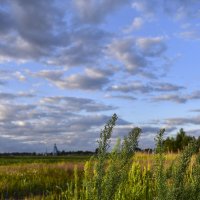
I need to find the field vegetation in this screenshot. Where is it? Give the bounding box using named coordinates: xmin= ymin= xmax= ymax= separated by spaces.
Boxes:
xmin=0 ymin=114 xmax=200 ymax=199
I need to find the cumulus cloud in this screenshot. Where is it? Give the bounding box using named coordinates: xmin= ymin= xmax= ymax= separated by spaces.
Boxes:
xmin=35 ymin=68 xmax=113 ymax=90
xmin=11 ymin=0 xmax=67 ymax=48
xmin=73 ymin=0 xmax=129 ymax=24
xmin=108 ymin=82 xmax=184 ymax=93
xmin=0 ymin=104 xmax=36 ymax=121
xmin=136 ymin=37 xmax=167 ymax=57
xmin=190 ymin=109 xmax=200 ymax=113
xmin=132 ymin=0 xmax=162 ymax=17
xmin=179 ymin=30 xmax=200 ymax=40
xmin=35 ymin=70 xmax=64 ymax=81
xmin=132 ymin=0 xmax=200 ymax=20
xmin=109 ymin=82 xmax=150 ymax=93
xmin=107 ymin=36 xmax=167 ymax=73
xmin=107 ymin=37 xmax=147 ymax=72
xmin=0 ymin=1 xmax=110 ymax=67
xmin=153 ymin=91 xmax=200 ymax=103
xmin=165 ymin=116 xmax=200 ymax=126
xmin=0 ymin=69 xmax=28 ymax=85
xmin=105 ymin=94 xmax=137 ymax=101
xmin=124 ymin=17 xmax=144 ymax=33
xmin=0 ymin=92 xmax=124 ymax=152
xmin=47 ymin=27 xmax=110 ymax=67
xmin=0 ymin=92 xmax=34 ymax=101
xmin=153 ymin=94 xmax=187 ymax=103
xmin=0 ymin=6 xmax=14 ymax=34
xmin=132 ymin=17 xmax=144 ymax=29
xmin=0 ymin=99 xmax=128 ymax=152
xmin=40 ymin=96 xmax=117 ymax=112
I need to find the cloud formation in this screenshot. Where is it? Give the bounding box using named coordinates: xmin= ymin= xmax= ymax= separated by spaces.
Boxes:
xmin=0 ymin=0 xmax=199 ymax=152
xmin=165 ymin=115 xmax=200 ymax=126
xmin=132 ymin=0 xmax=200 ymax=20
xmin=0 ymin=95 xmax=120 ymax=152
xmin=153 ymin=91 xmax=200 ymax=103
xmin=34 ymin=68 xmax=113 ymax=90
xmin=0 ymin=1 xmax=110 ymax=67
xmin=73 ymin=0 xmax=129 ymax=24
xmin=109 ymin=82 xmax=184 ymax=93
xmin=107 ymin=36 xmax=167 ymax=74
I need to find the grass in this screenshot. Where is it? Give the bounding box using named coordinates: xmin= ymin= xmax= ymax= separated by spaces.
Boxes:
xmin=0 ymin=155 xmax=91 ymax=165
xmin=0 ymin=156 xmax=88 ymax=199
xmin=0 ymin=114 xmax=200 ymax=199
xmin=0 ymin=152 xmax=198 ymax=199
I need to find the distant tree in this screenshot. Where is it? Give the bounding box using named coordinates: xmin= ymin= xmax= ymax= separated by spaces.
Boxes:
xmin=197 ymin=136 xmax=200 ymax=151
xmin=163 ymin=137 xmax=175 ymax=152
xmin=163 ymin=128 xmax=195 ymax=153
xmin=95 ymin=148 xmax=99 ymax=154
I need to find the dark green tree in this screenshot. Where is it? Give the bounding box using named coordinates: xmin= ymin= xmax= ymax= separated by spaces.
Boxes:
xmin=163 ymin=128 xmax=195 ymax=152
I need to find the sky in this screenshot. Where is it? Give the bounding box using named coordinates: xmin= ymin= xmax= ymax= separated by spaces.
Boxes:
xmin=0 ymin=0 xmax=200 ymax=153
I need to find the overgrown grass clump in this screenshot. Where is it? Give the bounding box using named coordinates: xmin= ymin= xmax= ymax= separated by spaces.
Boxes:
xmin=0 ymin=113 xmax=200 ymax=199
xmin=58 ymin=114 xmax=200 ymax=200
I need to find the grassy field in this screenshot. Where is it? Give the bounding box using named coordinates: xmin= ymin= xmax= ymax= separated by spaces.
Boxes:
xmin=0 ymin=153 xmax=178 ymax=199
xmin=1 ymin=115 xmax=200 ymax=199
xmin=0 ymin=155 xmax=90 ymax=199
xmin=0 ymin=155 xmax=91 ymax=165
xmin=0 ymin=154 xmax=148 ymax=199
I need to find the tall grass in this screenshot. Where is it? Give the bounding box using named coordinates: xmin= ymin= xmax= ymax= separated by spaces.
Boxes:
xmin=58 ymin=114 xmax=200 ymax=200
xmin=1 ymin=114 xmax=200 ymax=199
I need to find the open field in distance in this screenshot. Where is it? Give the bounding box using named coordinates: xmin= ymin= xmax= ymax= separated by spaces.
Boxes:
xmin=0 ymin=153 xmax=179 ymax=199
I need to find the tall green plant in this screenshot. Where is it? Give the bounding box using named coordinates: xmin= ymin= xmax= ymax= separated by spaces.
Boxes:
xmin=102 ymin=128 xmax=141 ymax=200
xmin=169 ymin=141 xmax=197 ymax=200
xmin=82 ymin=113 xmax=141 ymax=200
xmin=95 ymin=113 xmax=118 ymax=200
xmin=154 ymin=129 xmax=167 ymax=200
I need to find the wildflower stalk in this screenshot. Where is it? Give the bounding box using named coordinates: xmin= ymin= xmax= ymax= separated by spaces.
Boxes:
xmin=154 ymin=129 xmax=167 ymax=200
xmin=74 ymin=165 xmax=78 ymax=200
xmin=95 ymin=113 xmax=118 ymax=200
xmin=170 ymin=141 xmax=197 ymax=199
xmin=102 ymin=128 xmax=141 ymax=200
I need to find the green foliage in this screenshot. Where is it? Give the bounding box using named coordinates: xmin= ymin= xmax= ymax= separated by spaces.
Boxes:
xmin=79 ymin=114 xmax=141 ymax=200
xmin=95 ymin=113 xmax=118 ymax=200
xmin=167 ymin=141 xmax=198 ymax=200
xmin=101 ymin=127 xmax=141 ymax=200
xmin=154 ymin=129 xmax=167 ymax=200
xmin=1 ymin=114 xmax=200 ymax=199
xmin=163 ymin=128 xmax=195 ymax=152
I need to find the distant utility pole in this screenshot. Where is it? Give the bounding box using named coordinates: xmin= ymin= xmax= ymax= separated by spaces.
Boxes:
xmin=44 ymin=147 xmax=48 ymax=156
xmin=53 ymin=143 xmax=58 ymax=156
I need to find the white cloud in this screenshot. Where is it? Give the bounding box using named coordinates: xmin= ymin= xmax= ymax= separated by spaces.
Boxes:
xmin=107 ymin=36 xmax=167 ymax=73
xmin=132 ymin=17 xmax=144 ymax=29
xmin=179 ymin=30 xmax=200 ymax=40
xmin=108 ymin=37 xmax=147 ymax=72
xmin=153 ymin=91 xmax=200 ymax=103
xmin=73 ymin=0 xmax=128 ymax=24
xmin=132 ymin=0 xmax=200 ymax=20
xmin=34 ymin=68 xmax=113 ymax=91
xmin=136 ymin=37 xmax=167 ymax=57
xmin=124 ymin=17 xmax=144 ymax=33
xmin=108 ymin=81 xmax=184 ymax=93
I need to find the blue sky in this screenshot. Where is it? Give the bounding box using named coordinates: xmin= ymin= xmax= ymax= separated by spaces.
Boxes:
xmin=0 ymin=0 xmax=200 ymax=153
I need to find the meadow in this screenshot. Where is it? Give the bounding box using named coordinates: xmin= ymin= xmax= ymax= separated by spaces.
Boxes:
xmin=0 ymin=114 xmax=200 ymax=199
xmin=0 ymin=152 xmax=199 ymax=199
xmin=0 ymin=156 xmax=89 ymax=199
xmin=0 ymin=153 xmax=177 ymax=199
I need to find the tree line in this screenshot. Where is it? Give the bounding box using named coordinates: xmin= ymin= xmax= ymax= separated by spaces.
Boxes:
xmin=163 ymin=128 xmax=200 ymax=152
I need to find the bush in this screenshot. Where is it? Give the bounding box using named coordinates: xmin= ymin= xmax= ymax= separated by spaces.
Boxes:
xmin=59 ymin=114 xmax=200 ymax=200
